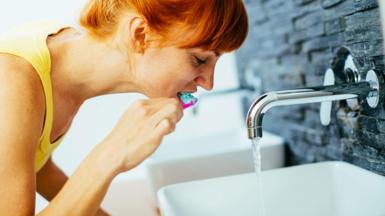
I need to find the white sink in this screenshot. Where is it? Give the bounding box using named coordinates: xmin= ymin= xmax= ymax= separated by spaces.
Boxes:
xmin=158 ymin=161 xmax=385 ymax=216
xmin=145 ymin=128 xmax=285 ymax=206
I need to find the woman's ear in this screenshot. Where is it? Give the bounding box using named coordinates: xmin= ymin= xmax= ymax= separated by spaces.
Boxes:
xmin=129 ymin=17 xmax=149 ymax=53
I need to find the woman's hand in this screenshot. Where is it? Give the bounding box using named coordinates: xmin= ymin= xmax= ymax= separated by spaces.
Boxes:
xmin=95 ymin=208 xmax=110 ymax=216
xmin=102 ymin=98 xmax=184 ymax=172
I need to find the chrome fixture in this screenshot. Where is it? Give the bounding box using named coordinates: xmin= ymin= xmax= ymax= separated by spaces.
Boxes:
xmin=246 ymin=49 xmax=381 ymax=139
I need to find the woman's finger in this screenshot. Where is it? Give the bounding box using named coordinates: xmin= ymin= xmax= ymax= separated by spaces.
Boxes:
xmin=149 ymin=101 xmax=183 ymax=127
xmin=152 ymin=118 xmax=175 ymax=139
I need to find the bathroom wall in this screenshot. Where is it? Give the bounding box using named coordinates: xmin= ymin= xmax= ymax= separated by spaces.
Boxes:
xmin=237 ymin=0 xmax=385 ymax=175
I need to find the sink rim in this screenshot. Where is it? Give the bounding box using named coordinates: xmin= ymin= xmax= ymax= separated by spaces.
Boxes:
xmin=157 ymin=160 xmax=385 ymax=216
xmin=158 ymin=160 xmax=381 ymax=191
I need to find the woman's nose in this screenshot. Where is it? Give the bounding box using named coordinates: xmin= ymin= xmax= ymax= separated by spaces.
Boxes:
xmin=195 ymin=72 xmax=214 ymax=91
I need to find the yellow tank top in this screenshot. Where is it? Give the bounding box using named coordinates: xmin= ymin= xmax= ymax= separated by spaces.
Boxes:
xmin=0 ymin=21 xmax=70 ymax=173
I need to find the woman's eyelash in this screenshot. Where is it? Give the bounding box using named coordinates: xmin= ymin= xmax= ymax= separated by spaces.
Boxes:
xmin=194 ymin=56 xmax=207 ymax=65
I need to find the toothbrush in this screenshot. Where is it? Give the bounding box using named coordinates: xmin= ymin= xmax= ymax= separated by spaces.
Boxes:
xmin=177 ymin=92 xmax=198 ymax=109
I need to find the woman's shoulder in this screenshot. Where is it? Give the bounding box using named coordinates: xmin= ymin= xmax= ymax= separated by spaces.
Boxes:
xmin=0 ymin=53 xmax=45 ymax=120
xmin=0 ymin=55 xmax=46 ymax=185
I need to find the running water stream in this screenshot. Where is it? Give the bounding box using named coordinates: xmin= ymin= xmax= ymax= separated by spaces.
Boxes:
xmin=252 ymin=138 xmax=266 ymax=216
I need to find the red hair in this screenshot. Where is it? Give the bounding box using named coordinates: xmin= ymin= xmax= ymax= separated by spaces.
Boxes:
xmin=80 ymin=0 xmax=248 ymax=52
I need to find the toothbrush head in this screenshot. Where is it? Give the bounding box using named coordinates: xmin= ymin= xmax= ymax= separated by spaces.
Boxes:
xmin=177 ymin=92 xmax=198 ymax=109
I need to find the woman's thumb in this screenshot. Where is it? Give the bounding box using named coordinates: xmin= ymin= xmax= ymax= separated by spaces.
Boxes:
xmin=154 ymin=119 xmax=172 ymax=136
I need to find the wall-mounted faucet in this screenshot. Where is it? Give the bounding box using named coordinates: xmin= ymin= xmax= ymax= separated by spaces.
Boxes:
xmin=246 ymin=48 xmax=382 ymax=139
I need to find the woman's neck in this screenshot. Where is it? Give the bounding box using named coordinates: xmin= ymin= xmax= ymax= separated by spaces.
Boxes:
xmin=48 ymin=27 xmax=141 ymax=106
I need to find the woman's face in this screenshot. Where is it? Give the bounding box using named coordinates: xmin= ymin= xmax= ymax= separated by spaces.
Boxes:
xmin=134 ymin=45 xmax=220 ymax=98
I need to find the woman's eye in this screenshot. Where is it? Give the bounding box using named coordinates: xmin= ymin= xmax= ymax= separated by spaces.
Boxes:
xmin=194 ymin=56 xmax=207 ymax=66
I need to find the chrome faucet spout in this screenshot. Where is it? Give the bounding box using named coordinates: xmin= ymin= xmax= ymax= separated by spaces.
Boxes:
xmin=246 ymin=81 xmax=372 ymax=139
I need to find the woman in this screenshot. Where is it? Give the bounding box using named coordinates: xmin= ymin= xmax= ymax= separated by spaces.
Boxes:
xmin=0 ymin=0 xmax=248 ymax=215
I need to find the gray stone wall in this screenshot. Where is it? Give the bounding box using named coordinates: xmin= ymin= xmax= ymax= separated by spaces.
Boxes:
xmin=236 ymin=0 xmax=385 ymax=175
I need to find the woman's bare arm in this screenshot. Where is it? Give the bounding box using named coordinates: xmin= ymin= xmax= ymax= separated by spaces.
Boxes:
xmin=36 ymin=158 xmax=68 ymax=201
xmin=37 ymin=99 xmax=183 ymax=215
xmin=36 ymin=158 xmax=110 ymax=215
xmin=37 ymin=143 xmax=120 ymax=216
xmin=0 ymin=55 xmax=46 ymax=215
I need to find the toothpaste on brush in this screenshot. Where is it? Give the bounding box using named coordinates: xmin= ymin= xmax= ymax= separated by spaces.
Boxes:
xmin=177 ymin=92 xmax=198 ymax=109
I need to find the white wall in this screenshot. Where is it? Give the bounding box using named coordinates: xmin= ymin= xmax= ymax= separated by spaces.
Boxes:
xmin=1 ymin=0 xmax=244 ymax=212
xmin=0 ymin=0 xmax=85 ymax=33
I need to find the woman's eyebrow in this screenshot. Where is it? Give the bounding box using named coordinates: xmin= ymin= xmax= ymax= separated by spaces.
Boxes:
xmin=192 ymin=49 xmax=219 ymax=58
